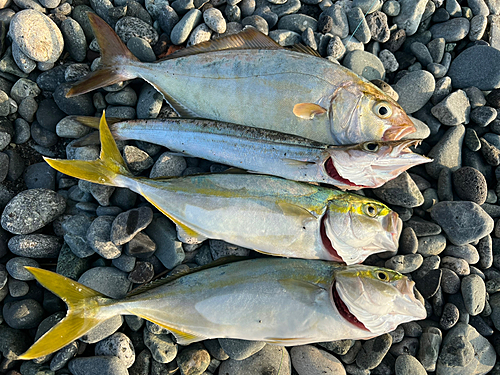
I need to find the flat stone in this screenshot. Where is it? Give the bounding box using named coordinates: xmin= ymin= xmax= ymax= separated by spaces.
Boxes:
xmin=291 ymin=345 xmax=346 ymax=375
xmin=218 ymin=345 xmax=291 ymax=375
xmin=426 ymin=125 xmax=465 ymax=178
xmin=69 ymin=356 xmax=128 ymax=375
xmin=373 ymin=172 xmax=424 ymax=208
xmin=343 ymin=50 xmax=385 ymax=81
xmin=431 ymin=90 xmax=470 ymax=126
xmin=442 ymin=244 xmax=479 ymax=264
xmin=393 ymin=70 xmax=435 ymax=113
xmin=429 ymin=17 xmax=470 ymax=42
xmin=461 ymin=274 xmax=486 ymax=316
xmin=144 ymin=215 xmax=185 ymax=269
xmin=417 ymin=234 xmax=447 ymax=256
xmin=218 ymin=339 xmax=266 ymax=360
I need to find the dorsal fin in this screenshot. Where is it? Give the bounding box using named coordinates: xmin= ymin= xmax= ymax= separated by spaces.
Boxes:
xmin=289 ymin=44 xmax=322 ymax=58
xmin=159 ymin=27 xmax=282 ymax=61
xmin=126 ymin=256 xmax=250 ymax=297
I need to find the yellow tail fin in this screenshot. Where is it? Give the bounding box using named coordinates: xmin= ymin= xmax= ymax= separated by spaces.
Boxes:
xmin=66 ymin=13 xmax=139 ymax=98
xmin=44 ymin=112 xmax=132 ymax=186
xmin=18 ymin=267 xmax=112 ymax=360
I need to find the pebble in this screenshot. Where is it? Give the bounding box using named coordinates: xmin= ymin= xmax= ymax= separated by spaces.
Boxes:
xmin=254 ymin=6 xmax=278 ymax=29
xmin=69 ymin=356 xmax=128 ymax=375
xmin=426 ymin=125 xmax=465 ymax=178
xmin=356 ymin=334 xmax=392 ymax=370
xmin=385 ymin=253 xmax=423 ymax=273
xmin=53 ymin=83 xmax=94 ymax=116
xmin=323 ymin=4 xmax=348 ymax=38
xmin=150 ymin=152 xmax=187 ymax=178
xmin=447 ymin=46 xmax=500 ymax=90
xmin=436 ymin=323 xmax=495 ymax=375
xmin=405 ymin=217 xmax=441 ymax=236
xmin=365 ymin=11 xmax=389 ymax=43
xmin=347 ymin=7 xmax=371 ymax=44
xmin=143 ymin=329 xmax=177 ymax=363
xmin=418 ymin=327 xmax=442 ymax=372
xmin=145 ymin=215 xmax=185 ymax=269
xmin=471 ymin=106 xmax=497 ymax=127
xmin=11 ymin=42 xmax=36 ymax=74
xmin=3 ymin=299 xmax=44 ymax=329
xmin=8 ymin=10 xmax=64 ymax=63
xmin=204 ymin=8 xmax=226 ymax=33
xmin=441 ymin=256 xmax=471 ymax=276
xmin=291 ymin=345 xmax=346 ymax=375
xmin=373 ymin=172 xmax=424 ymax=208
xmin=95 ymin=332 xmax=135 ymax=368
xmin=137 ymin=84 xmax=163 ymax=119
xmin=429 ymin=17 xmax=470 ymax=42
xmin=461 ymin=274 xmax=486 ymax=316
xmin=87 ymin=216 xmax=122 ymax=259
xmin=124 ymin=231 xmax=156 ymax=259
xmin=469 ymin=15 xmax=488 ymax=41
xmin=477 ymin=235 xmax=493 ymax=269
xmin=343 ymin=50 xmax=385 ymax=81
xmin=431 ymin=90 xmax=470 ymax=126
xmin=158 ymin=6 xmax=180 ymax=35
xmin=171 ymin=9 xmax=202 ymax=45
xmin=218 ymin=345 xmax=291 ymax=375
xmin=1 ymin=188 xmax=66 ymax=235
xmin=218 ymin=339 xmax=266 ymax=360
xmin=393 ymin=0 xmax=427 ymax=36
xmin=115 ymin=16 xmax=158 ymax=45
xmin=440 ymin=303 xmax=460 ymax=330
xmin=452 ymin=166 xmax=487 ymax=204
xmin=8 ymin=234 xmax=61 ymax=258
xmin=441 ymin=268 xmax=461 ymax=294
xmin=110 ymin=206 xmax=153 ymax=246
xmin=417 ymin=234 xmax=447 ymax=256
xmin=60 ymin=18 xmax=87 ymax=63
xmin=177 ymin=347 xmax=211 ymax=375
xmin=269 ymin=30 xmax=301 ymax=46
xmin=415 ymin=268 xmax=442 ymax=298
xmin=442 ymin=244 xmax=479 ymax=264
xmin=268 ymin=0 xmax=301 ymax=18
xmin=242 ymin=15 xmax=269 ymax=35
xmin=393 ymin=70 xmax=435 ymax=114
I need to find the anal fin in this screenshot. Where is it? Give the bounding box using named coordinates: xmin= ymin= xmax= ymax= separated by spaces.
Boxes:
xmin=143 ymin=79 xmax=200 ymax=118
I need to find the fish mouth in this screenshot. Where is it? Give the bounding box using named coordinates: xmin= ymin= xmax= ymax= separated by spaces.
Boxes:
xmin=383 ymin=124 xmax=416 ymax=141
xmin=333 ymin=282 xmax=369 ymax=331
xmin=320 ymin=214 xmax=344 ymax=262
xmin=324 ymin=157 xmax=362 ymax=188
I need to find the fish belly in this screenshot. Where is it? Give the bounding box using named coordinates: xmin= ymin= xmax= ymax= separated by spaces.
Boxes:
xmin=135 ymin=51 xmax=346 ymax=144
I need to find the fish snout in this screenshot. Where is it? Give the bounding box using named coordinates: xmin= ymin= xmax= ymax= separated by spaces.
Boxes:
xmin=384 ymin=212 xmax=402 ymax=251
xmin=396 ymin=278 xmax=427 ymax=319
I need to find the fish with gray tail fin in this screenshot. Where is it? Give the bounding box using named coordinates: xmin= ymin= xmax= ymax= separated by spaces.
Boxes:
xmin=18 ymin=259 xmax=426 ymax=360
xmin=44 ymin=113 xmax=402 ymax=264
xmin=67 ymin=13 xmax=416 ymax=145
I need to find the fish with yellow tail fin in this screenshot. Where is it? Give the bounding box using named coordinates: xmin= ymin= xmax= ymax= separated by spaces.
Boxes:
xmin=45 ymin=113 xmax=402 ymax=265
xmin=66 ymin=13 xmax=415 ymax=145
xmin=18 ymin=259 xmax=427 ymax=360
xmin=72 ymin=115 xmax=431 ymax=190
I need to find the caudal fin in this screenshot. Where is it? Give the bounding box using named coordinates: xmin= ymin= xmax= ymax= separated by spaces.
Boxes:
xmin=18 ymin=267 xmax=112 ymax=360
xmin=44 ymin=112 xmax=133 ymax=186
xmin=66 ymin=13 xmax=139 ymax=98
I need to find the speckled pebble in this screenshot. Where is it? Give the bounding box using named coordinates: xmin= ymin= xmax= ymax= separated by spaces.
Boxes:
xmin=68 ymin=356 xmax=128 ymax=375
xmin=170 ymin=9 xmax=202 ymax=45
xmin=95 ymin=332 xmax=135 ymax=368
xmin=440 ymin=303 xmax=460 ymax=330
xmin=399 ymin=227 xmax=418 ymax=254
xmin=343 ymin=50 xmax=384 ymax=81
xmin=268 ymin=29 xmax=301 ymax=46
xmin=291 ymin=345 xmax=346 ymax=375
xmin=115 ymin=16 xmax=159 ymax=45
xmin=385 ymin=253 xmax=423 ymax=273
xmin=150 ymin=152 xmax=187 ymax=178
xmin=8 ymin=234 xmax=61 ymax=258
xmin=452 ymin=166 xmax=487 ymax=204
xmin=442 ymin=244 xmax=479 ymax=264
xmin=177 ymin=347 xmax=211 ymax=375
xmin=218 ymin=345 xmax=291 ymax=375
xmin=461 ymin=274 xmax=485 ymax=316
xmin=143 ymin=329 xmax=177 ymax=363
xmin=3 ymin=299 xmax=44 ymax=329
xmin=417 ymin=234 xmax=447 ymax=256
xmin=218 ymin=339 xmax=266 ymax=360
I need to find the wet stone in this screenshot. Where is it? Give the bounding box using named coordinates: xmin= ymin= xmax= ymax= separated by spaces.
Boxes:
xmin=356 ymin=334 xmax=392 ymax=370
xmin=417 ymin=234 xmax=447 ymax=256
xmin=430 ymin=201 xmax=494 ymax=246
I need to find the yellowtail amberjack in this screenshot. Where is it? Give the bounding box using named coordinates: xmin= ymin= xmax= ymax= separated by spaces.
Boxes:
xmin=45 ymin=114 xmax=402 ymax=265
xmin=72 ymin=115 xmax=431 ymax=190
xmin=66 ymin=13 xmax=416 ymax=145
xmin=18 ymin=258 xmax=427 ymax=359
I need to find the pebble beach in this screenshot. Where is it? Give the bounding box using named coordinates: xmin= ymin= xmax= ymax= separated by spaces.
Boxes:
xmin=0 ymin=0 xmax=500 ymax=374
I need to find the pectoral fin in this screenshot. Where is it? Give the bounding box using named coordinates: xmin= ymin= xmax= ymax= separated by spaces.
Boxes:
xmin=277 ymin=202 xmax=317 ymax=225
xmin=293 ymin=103 xmax=327 ymax=119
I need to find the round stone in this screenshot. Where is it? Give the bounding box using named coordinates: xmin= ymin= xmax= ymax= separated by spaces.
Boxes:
xmin=448 ymin=46 xmax=500 ymax=90
xmin=461 ymin=274 xmax=486 ymax=316
xmin=343 ymin=50 xmax=385 ymax=81
xmin=8 ymin=234 xmax=62 ymax=258
xmin=8 ymin=10 xmax=64 ymax=63
xmin=218 ymin=345 xmax=291 ymax=375
xmin=395 ymin=354 xmax=427 ymax=375
xmin=452 ymin=167 xmax=487 ymax=204
xmin=3 ymin=299 xmax=44 ymax=329
xmin=69 ymin=356 xmax=128 ymax=375
xmin=291 ymin=345 xmax=346 ymax=375
xmin=393 ymin=70 xmax=435 ymax=114
xmin=203 ymin=7 xmax=226 ymax=33
xmin=115 ymin=16 xmax=158 ymax=45
xmin=95 ymin=332 xmax=135 ymax=368
xmin=429 ymin=17 xmax=470 ymax=42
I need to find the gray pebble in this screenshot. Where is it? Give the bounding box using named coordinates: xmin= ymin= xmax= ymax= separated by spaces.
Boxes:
xmin=479 ymin=137 xmax=500 ymax=166
xmin=145 ymin=215 xmax=185 ymax=268
xmin=393 ymin=0 xmax=427 ymax=36
xmin=106 ymin=106 xmax=136 ymax=119
xmin=464 ymin=128 xmax=481 ymax=151
xmin=105 ymin=86 xmax=138 ymax=107
xmin=170 ymin=9 xmax=202 ymax=45
xmin=452 ymin=166 xmax=487 ymax=204
xmin=111 ymin=206 xmax=153 ymax=246
xmin=218 ymin=339 xmax=266 ymax=360
xmin=471 ymin=106 xmax=497 ymax=127
xmin=429 ymin=17 xmax=470 ymax=42
xmin=461 ymin=274 xmax=486 ymax=316
xmin=1 ymin=188 xmax=66 ymax=235
xmin=188 ymin=23 xmax=213 ymax=45
xmin=383 ymin=1 xmax=400 ymax=16
xmin=50 ymin=341 xmax=79 ymax=371
xmin=278 ymin=14 xmax=318 ymax=34
xmin=218 ymin=344 xmax=291 ymax=375
xmin=417 ymin=234 xmax=447 ymax=256
xmin=291 ymin=345 xmax=346 ymax=375
xmin=356 ymin=334 xmax=392 ymax=370
xmin=11 ymin=42 xmax=36 ymax=74
xmin=365 ymin=11 xmax=389 ymax=43
xmin=8 ymin=234 xmax=61 ymax=258
xmin=209 ymin=239 xmax=251 ymax=259
xmin=393 ymin=70 xmax=435 ymax=114
xmin=343 ymin=50 xmax=385 ymax=80
xmin=8 ymin=10 xmax=64 ymax=63
xmin=385 ymin=253 xmax=423 ymax=273
xmin=441 ymin=256 xmax=471 ymax=276
xmin=242 ymin=15 xmax=269 ymax=35
xmin=87 ymin=216 xmax=122 ymax=259
xmin=10 ymin=77 xmax=40 ymax=104
xmin=415 ymin=268 xmax=442 ymax=299
xmin=177 ymin=347 xmax=211 ymax=375
xmin=431 ymin=89 xmax=470 ymax=126
xmin=8 ymin=278 xmax=29 ymax=297
xmin=430 ymin=201 xmax=493 ymax=245
xmin=440 ymin=302 xmax=460 ymax=330
xmin=69 ymin=356 xmax=128 ymax=375
xmin=123 ymin=145 xmax=154 ymax=174
xmin=150 ymin=152 xmax=187 ymax=178
xmin=115 ymin=16 xmax=158 ymax=45
xmin=268 ymin=0 xmax=301 ymax=17
xmin=373 ymin=172 xmax=424 ymax=208
xmin=347 ymin=7 xmax=371 ymax=44
xmin=6 ymin=257 xmax=39 ymax=280
xmin=317 ymin=339 xmax=355 ymax=355
xmin=405 ymin=217 xmax=441 ymax=236
xmin=399 ymin=227 xmax=418 ymax=254
xmin=53 ymin=83 xmax=94 ymax=116
xmin=124 ymin=231 xmax=156 ymax=259
xmin=418 ymin=327 xmax=442 ymax=371
xmin=378 ymin=49 xmax=398 ymax=72
xmin=225 ymin=5 xmax=241 ymax=23
xmin=268 ymin=29 xmax=301 ymax=46
xmin=137 ymin=84 xmax=163 ymax=119
xmin=441 ymin=267 xmax=461 ymax=294
xmin=3 ymin=299 xmax=44 ymax=329
xmin=78 ymin=266 xmax=130 ymax=299
xmin=61 ymin=17 xmax=87 ymax=62
xmin=323 ymin=4 xmax=349 ymax=38
xmin=254 ymin=6 xmax=278 ymax=29
xmin=143 ymin=329 xmax=177 ymax=363
xmin=112 ymin=253 xmax=136 ymax=272
xmin=204 ymin=7 xmax=226 ymax=33
xmin=127 ymin=36 xmax=157 ymax=62
xmin=158 ymin=5 xmax=180 ymax=35
xmin=95 ymin=332 xmax=135 ymax=368
xmin=443 ymin=244 xmax=479 ymax=264
xmin=469 ymin=14 xmax=488 ymax=41
xmin=477 ymin=235 xmax=493 ymax=269
xmin=426 ymin=125 xmax=465 ymax=178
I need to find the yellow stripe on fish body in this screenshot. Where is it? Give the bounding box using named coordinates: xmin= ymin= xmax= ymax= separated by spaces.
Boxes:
xmin=45 ymin=114 xmax=402 ymax=265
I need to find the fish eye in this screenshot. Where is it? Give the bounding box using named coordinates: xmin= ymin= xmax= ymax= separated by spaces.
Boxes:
xmin=364 ymin=204 xmax=378 ymax=217
xmin=376 ymin=271 xmax=389 ymax=281
xmin=373 ymin=102 xmax=392 ymax=119
xmin=363 ymin=142 xmax=379 ymax=152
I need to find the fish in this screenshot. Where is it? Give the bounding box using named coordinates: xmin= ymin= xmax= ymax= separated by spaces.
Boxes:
xmin=71 ymin=115 xmax=431 ymax=190
xmin=18 ymin=258 xmax=427 ymax=360
xmin=66 ymin=13 xmax=416 ymax=145
xmin=44 ymin=114 xmax=402 ymax=265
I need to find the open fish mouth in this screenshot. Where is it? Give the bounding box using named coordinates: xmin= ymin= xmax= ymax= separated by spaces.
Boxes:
xmin=324 ymin=157 xmax=364 ymax=188
xmin=333 ymin=282 xmax=369 ymax=331
xmin=320 ymin=214 xmax=344 ymax=262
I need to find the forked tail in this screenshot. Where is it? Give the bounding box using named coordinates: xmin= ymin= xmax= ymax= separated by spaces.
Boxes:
xmin=44 ymin=112 xmax=133 ymax=187
xmin=66 ymin=13 xmax=140 ymax=98
xmin=18 ymin=267 xmax=114 ymax=360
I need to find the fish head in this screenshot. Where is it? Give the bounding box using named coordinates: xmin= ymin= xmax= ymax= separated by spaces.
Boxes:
xmin=332 ymin=265 xmax=426 ymax=334
xmin=322 ymin=140 xmax=432 ymax=189
xmin=329 ymin=81 xmax=416 ymax=144
xmin=322 ymin=195 xmax=402 ymax=264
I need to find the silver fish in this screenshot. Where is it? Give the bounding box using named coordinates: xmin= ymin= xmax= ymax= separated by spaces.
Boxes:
xmin=66 ymin=14 xmax=416 ymax=145
xmin=18 ymin=259 xmax=427 ymax=360
xmin=71 ymin=115 xmax=431 ymax=190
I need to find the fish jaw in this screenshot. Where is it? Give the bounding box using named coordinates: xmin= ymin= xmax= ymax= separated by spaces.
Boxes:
xmin=324 ymin=140 xmax=432 ymax=189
